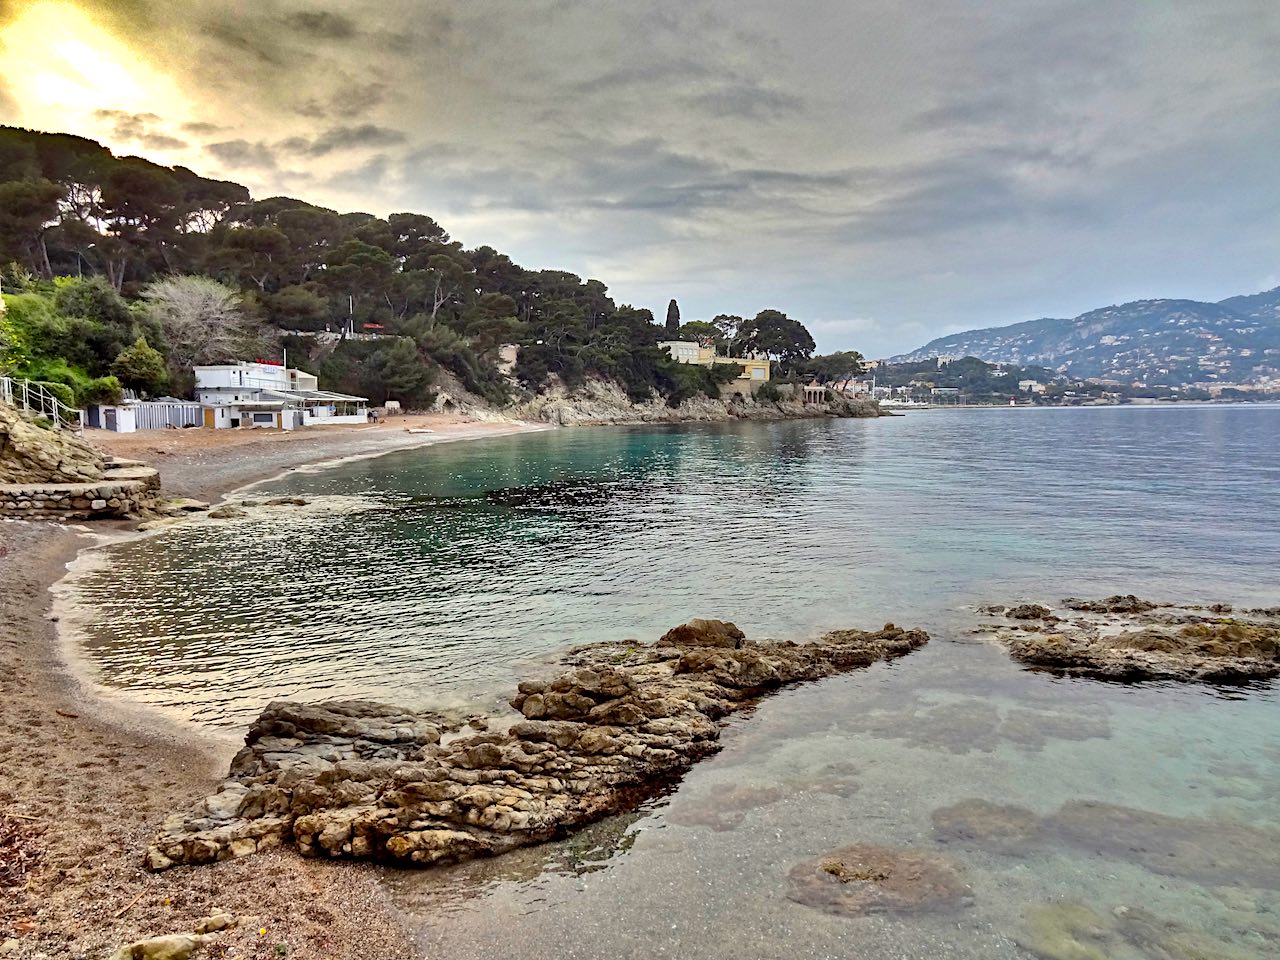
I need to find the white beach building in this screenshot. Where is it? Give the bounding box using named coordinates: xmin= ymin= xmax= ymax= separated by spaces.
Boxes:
xmin=193 ymin=361 xmax=368 ymax=430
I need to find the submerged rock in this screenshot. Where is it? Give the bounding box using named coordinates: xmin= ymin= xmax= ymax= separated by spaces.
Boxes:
xmin=147 ymin=621 xmax=927 ymax=870
xmin=981 ymin=597 xmax=1280 ymax=683
xmin=1018 ymin=902 xmax=1256 ymax=960
xmin=667 ymin=784 xmax=786 ymax=831
xmin=1044 ymin=800 xmax=1280 ymax=888
xmin=786 ymin=843 xmax=973 ymax=916
xmin=845 ymin=698 xmax=1110 ymax=755
xmin=931 ymin=799 xmax=1041 ymax=853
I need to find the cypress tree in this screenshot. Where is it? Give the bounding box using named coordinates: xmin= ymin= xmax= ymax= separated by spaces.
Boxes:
xmin=665 ymin=299 xmax=680 ymax=336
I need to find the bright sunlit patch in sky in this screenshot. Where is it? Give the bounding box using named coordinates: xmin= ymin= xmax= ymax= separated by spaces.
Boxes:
xmin=0 ymin=2 xmax=188 ymax=145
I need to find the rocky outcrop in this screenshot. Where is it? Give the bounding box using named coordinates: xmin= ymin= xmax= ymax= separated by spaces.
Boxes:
xmin=786 ymin=844 xmax=973 ymax=916
xmin=146 ymin=621 xmax=927 ymax=871
xmin=512 ymin=379 xmax=881 ymax=426
xmin=979 ymin=597 xmax=1279 ymax=683
xmin=0 ymin=404 xmax=104 ymax=484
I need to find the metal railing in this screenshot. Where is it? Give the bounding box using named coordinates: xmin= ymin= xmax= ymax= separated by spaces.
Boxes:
xmin=0 ymin=376 xmax=85 ymax=431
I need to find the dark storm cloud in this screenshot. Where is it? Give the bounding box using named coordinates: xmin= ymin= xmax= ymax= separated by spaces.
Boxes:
xmin=93 ymin=109 xmax=162 ymax=139
xmin=204 ymin=17 xmax=288 ymax=67
xmin=181 ymin=121 xmax=225 ymax=136
xmin=204 ymin=139 xmax=278 ymax=169
xmin=294 ymin=83 xmax=388 ymax=121
xmin=92 ymin=110 xmax=186 ymax=151
xmin=287 ymin=10 xmax=359 ymax=40
xmin=279 ymin=125 xmax=406 ymax=157
xmin=141 ymin=133 xmax=188 ymax=150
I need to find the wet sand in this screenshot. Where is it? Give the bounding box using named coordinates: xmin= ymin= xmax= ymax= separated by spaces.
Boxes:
xmin=0 ymin=414 xmax=551 ymax=958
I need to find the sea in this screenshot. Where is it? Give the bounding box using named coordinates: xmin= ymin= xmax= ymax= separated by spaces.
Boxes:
xmin=64 ymin=404 xmax=1280 ymax=959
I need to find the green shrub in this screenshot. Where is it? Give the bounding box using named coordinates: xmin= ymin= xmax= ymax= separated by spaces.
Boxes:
xmin=756 ymin=381 xmax=783 ymax=403
xmin=31 ymin=379 xmax=76 ymax=408
xmin=87 ymin=375 xmax=123 ymax=405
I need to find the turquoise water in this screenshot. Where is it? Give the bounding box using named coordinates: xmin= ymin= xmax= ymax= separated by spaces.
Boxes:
xmin=69 ymin=405 xmax=1280 ymax=958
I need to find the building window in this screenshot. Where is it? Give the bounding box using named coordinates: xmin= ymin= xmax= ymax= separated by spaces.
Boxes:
xmin=752 ymin=368 xmax=765 ymax=379
xmin=252 ymin=412 xmax=275 ymax=424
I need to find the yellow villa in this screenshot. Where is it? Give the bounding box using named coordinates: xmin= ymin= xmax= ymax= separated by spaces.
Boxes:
xmin=657 ymin=341 xmax=771 ymax=395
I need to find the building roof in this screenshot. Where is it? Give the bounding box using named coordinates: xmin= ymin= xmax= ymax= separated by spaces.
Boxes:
xmin=262 ymin=388 xmax=368 ymax=403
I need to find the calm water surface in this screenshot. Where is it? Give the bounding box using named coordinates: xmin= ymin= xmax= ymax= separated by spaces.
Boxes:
xmin=69 ymin=405 xmax=1280 ymax=959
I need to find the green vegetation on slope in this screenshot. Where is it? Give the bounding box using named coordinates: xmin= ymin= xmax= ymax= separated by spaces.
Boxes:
xmin=0 ymin=125 xmax=861 ymax=407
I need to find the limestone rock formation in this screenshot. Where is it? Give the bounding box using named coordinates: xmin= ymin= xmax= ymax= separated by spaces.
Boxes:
xmin=146 ymin=621 xmax=927 ymax=870
xmin=786 ymin=843 xmax=973 ymax=916
xmin=0 ymin=404 xmax=104 ymax=484
xmin=980 ymin=597 xmax=1279 ymax=683
xmin=512 ymin=378 xmax=882 ymax=426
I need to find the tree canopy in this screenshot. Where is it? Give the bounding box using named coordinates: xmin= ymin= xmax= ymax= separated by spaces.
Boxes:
xmin=0 ymin=125 xmax=848 ymax=409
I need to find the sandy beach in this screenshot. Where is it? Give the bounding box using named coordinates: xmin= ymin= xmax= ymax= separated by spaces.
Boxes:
xmin=0 ymin=414 xmax=551 ymax=959
xmin=85 ymin=412 xmax=549 ymax=503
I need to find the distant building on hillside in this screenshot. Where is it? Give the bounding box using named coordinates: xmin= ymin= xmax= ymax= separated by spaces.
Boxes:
xmin=802 ymin=381 xmax=826 ymax=404
xmin=930 ymin=387 xmax=961 ymax=404
xmin=657 ymin=341 xmax=770 ymax=395
xmin=194 ymin=361 xmax=368 ymax=429
xmin=1018 ymin=379 xmax=1047 ymax=394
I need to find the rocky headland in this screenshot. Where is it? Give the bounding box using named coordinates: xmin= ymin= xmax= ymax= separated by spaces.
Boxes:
xmin=512 ymin=379 xmax=881 ymax=426
xmin=978 ymin=595 xmax=1279 ymax=683
xmin=146 ymin=618 xmax=926 ymax=871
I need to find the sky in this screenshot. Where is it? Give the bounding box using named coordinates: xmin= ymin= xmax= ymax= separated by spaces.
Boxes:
xmin=0 ymin=0 xmax=1277 ymax=356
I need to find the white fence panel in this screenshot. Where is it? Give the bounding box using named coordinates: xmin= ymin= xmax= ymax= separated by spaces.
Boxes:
xmin=131 ymin=402 xmax=205 ymax=430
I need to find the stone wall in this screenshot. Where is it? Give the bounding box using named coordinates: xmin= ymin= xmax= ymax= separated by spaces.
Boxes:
xmin=0 ymin=464 xmax=163 ymax=520
xmin=0 ymin=405 xmax=171 ymax=519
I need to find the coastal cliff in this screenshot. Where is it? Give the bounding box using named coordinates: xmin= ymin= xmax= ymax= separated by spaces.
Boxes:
xmin=511 ymin=379 xmax=881 ymax=426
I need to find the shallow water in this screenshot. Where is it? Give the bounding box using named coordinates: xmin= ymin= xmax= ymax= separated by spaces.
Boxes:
xmin=68 ymin=405 xmax=1280 ymax=958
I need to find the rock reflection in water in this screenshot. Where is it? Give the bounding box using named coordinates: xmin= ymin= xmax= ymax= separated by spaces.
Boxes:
xmin=386 ymin=807 xmax=651 ymax=915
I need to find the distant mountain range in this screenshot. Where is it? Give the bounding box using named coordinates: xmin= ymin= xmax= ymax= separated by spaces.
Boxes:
xmin=892 ymin=287 xmax=1280 ymax=386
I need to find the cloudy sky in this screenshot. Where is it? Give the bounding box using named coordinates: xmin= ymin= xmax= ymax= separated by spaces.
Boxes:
xmin=0 ymin=0 xmax=1277 ymax=355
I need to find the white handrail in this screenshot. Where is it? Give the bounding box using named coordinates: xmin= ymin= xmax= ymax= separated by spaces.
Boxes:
xmin=0 ymin=375 xmax=85 ymax=431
